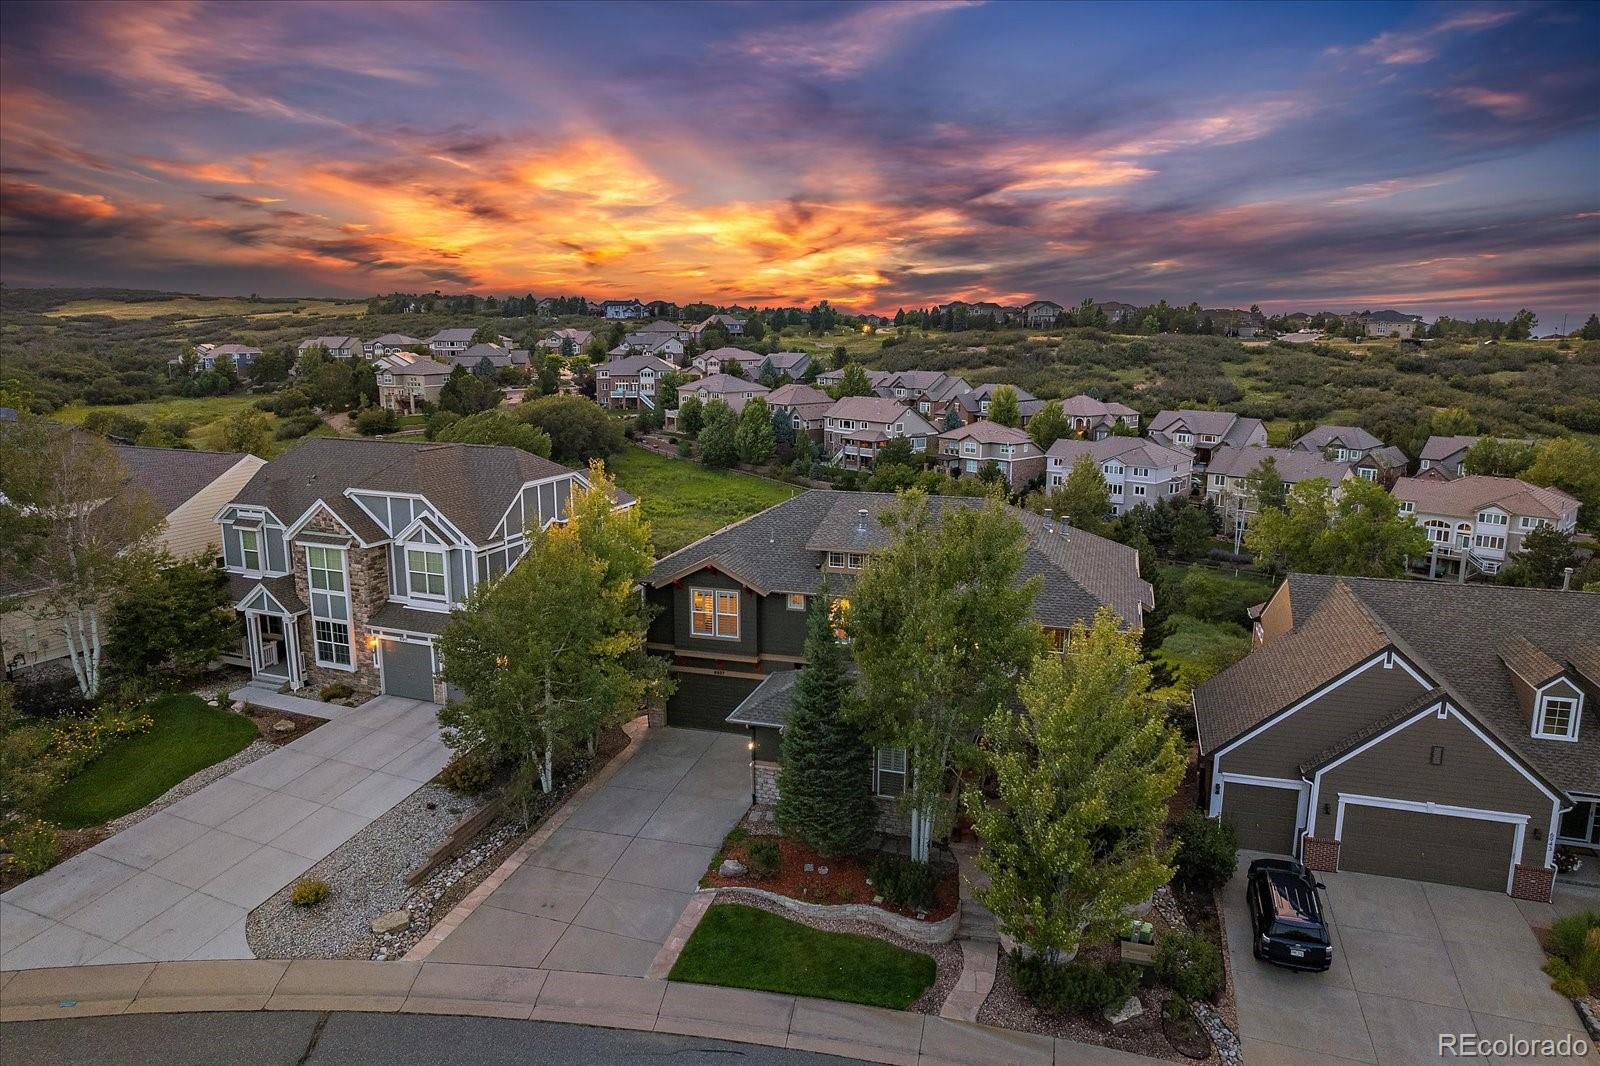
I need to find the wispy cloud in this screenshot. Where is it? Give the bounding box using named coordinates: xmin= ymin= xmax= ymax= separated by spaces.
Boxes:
xmin=1335 ymin=4 xmax=1519 ymax=65
xmin=738 ymin=1 xmax=984 ymax=77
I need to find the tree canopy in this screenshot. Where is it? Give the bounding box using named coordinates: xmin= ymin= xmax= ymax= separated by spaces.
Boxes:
xmin=1246 ymin=476 xmax=1429 ymax=576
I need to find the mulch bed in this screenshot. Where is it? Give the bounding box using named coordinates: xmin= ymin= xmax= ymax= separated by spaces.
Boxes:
xmin=245 ymin=707 xmax=325 ymax=746
xmin=704 ymin=834 xmax=960 ymax=924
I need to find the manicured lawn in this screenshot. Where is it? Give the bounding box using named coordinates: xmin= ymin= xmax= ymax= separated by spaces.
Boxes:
xmin=41 ymin=694 xmax=260 ymax=829
xmin=668 ymin=903 xmax=936 ymax=1009
xmin=605 ymin=445 xmax=797 ymax=556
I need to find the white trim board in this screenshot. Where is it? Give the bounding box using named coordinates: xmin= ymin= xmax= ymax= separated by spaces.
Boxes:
xmin=1332 ymin=792 xmax=1527 ymax=895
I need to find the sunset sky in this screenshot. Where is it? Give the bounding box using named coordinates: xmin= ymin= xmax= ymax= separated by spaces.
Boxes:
xmin=1 ymin=1 xmax=1596 ymax=321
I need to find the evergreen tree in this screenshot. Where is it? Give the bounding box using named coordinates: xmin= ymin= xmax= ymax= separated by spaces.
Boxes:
xmin=831 ymin=363 xmax=874 ymax=398
xmin=775 ymin=582 xmax=878 ymax=857
xmin=1579 ymin=314 xmax=1600 ymax=341
xmin=1043 ymin=455 xmax=1111 ymax=534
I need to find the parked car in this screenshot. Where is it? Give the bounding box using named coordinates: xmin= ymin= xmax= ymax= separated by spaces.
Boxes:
xmin=1245 ymin=857 xmax=1334 ymax=972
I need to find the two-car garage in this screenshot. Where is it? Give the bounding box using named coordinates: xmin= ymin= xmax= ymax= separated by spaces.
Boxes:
xmin=1335 ymin=803 xmax=1521 ymax=893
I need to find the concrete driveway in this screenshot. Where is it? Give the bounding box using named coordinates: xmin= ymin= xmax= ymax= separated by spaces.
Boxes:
xmin=427 ymin=727 xmax=749 ymax=978
xmin=1 ymin=696 xmax=447 ymax=971
xmin=1224 ymin=854 xmax=1597 ymax=1065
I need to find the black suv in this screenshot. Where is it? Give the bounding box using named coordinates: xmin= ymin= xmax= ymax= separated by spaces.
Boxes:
xmin=1245 ymin=858 xmax=1334 ymax=972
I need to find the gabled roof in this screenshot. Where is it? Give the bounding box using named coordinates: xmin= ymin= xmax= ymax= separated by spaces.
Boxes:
xmin=726 ymin=670 xmax=802 ymax=727
xmin=636 ymin=319 xmax=687 ymax=333
xmin=598 ymin=354 xmax=676 ymax=375
xmin=371 ymin=334 xmax=421 ymax=346
xmin=1392 ymin=475 xmax=1577 ymax=520
xmin=1047 ymin=436 xmax=1190 ymax=468
xmin=228 ymin=438 xmax=582 ymax=546
xmin=1419 ymin=435 xmax=1480 ymax=462
xmin=647 ymin=490 xmax=1152 ymax=630
xmin=1205 ymin=445 xmax=1353 ymax=483
xmin=940 ymin=421 xmax=1033 ymax=446
xmin=689 ymin=373 xmax=768 ymax=396
xmin=209 ymin=342 xmax=262 ymax=356
xmin=1359 ymin=445 xmax=1409 ymax=471
xmin=1060 ymin=394 xmax=1137 ymax=418
xmin=958 ymin=383 xmax=1038 ymax=413
xmin=766 ymin=383 xmax=831 ymax=407
xmin=300 ymin=335 xmax=359 ymax=349
xmin=826 ymin=396 xmax=918 ymax=424
xmin=1293 ymin=425 xmax=1383 ymax=451
xmin=111 ymin=444 xmax=253 ymax=516
xmin=1149 ymin=409 xmax=1240 ymax=438
xmin=699 ymin=346 xmax=763 ymax=366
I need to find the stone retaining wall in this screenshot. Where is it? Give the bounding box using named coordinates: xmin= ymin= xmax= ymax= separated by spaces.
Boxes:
xmin=709 ymin=886 xmax=958 ymax=944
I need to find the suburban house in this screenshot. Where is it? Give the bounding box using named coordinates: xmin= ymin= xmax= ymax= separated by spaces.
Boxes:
xmin=633 ymin=319 xmax=694 ymax=343
xmin=1193 ymin=575 xmax=1596 ymax=902
xmin=1358 ymin=310 xmax=1424 ymax=338
xmin=602 ymin=299 xmax=647 ymax=320
xmin=1147 ymin=409 xmax=1268 ymax=468
xmin=876 ymin=370 xmax=971 ymax=424
xmin=692 ymin=314 xmax=745 ymax=337
xmin=216 ymin=438 xmax=621 ymax=702
xmin=664 ymin=375 xmax=770 ymax=429
xmin=1292 ymin=425 xmax=1384 ymax=462
xmin=1352 ymin=445 xmax=1411 ymax=488
xmin=937 ymin=421 xmax=1045 ymax=488
xmin=298 ymin=336 xmax=363 ymax=361
xmin=610 ymin=333 xmax=685 ymax=361
xmin=692 ymin=347 xmax=764 ymax=377
xmin=365 ymin=334 xmax=422 ymax=359
xmin=1204 ymin=445 xmax=1355 ymax=525
xmin=1047 ymin=437 xmax=1192 ymax=515
xmin=641 ymin=491 xmax=1153 ymax=821
xmin=1060 ymin=395 xmax=1140 ymax=439
xmin=1277 ymin=330 xmax=1325 ymax=345
xmin=762 ymin=351 xmax=813 ymax=381
xmin=537 ymin=328 xmax=593 ymax=353
xmin=2 ymin=443 xmax=264 ymax=681
xmin=957 ymin=384 xmax=1046 ymax=426
xmin=816 ymin=367 xmax=893 ymax=391
xmin=822 ymin=397 xmax=938 ymax=469
xmin=1021 ymin=300 xmax=1065 ymax=327
xmin=765 ymin=383 xmax=835 ymax=444
xmin=1393 ymin=475 xmax=1580 ymax=578
xmin=170 ymin=342 xmax=261 ymax=374
xmin=426 ymin=328 xmax=509 ymax=359
xmin=1417 ymin=435 xmax=1480 ymax=480
xmin=594 ymin=353 xmax=675 ymax=410
xmin=377 ymin=353 xmax=454 ymax=413
xmin=446 ymin=343 xmax=529 ymax=377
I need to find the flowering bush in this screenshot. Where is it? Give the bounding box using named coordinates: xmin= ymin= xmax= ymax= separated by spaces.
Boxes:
xmin=0 ymin=692 xmax=153 ymax=833
xmin=1 ymin=821 xmax=61 ymax=876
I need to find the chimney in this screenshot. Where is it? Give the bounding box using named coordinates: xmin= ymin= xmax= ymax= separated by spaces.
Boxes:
xmin=1562 ymin=566 xmax=1574 ymax=591
xmin=1042 ymin=508 xmax=1054 ymax=534
xmin=856 ymin=508 xmax=869 ymax=534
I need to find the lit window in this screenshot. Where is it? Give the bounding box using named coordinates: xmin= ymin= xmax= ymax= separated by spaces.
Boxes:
xmin=787 ymin=593 xmax=806 ymax=611
xmin=239 ymin=529 xmax=260 ymax=572
xmin=407 ymin=549 xmax=446 ymax=599
xmin=691 ymin=588 xmax=740 ymax=639
xmin=1537 ymin=696 xmax=1579 ymax=740
xmin=1045 ymin=628 xmax=1068 ymax=657
xmin=875 ymin=747 xmax=907 ymax=797
xmin=831 ymin=597 xmax=851 ymax=642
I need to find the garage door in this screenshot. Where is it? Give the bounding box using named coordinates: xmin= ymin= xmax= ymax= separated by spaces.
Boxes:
xmin=1339 ymin=804 xmax=1516 ymax=892
xmin=1221 ymin=782 xmax=1301 ymax=854
xmin=666 ymin=671 xmax=759 ymax=732
xmin=383 ymin=640 xmax=436 ymax=701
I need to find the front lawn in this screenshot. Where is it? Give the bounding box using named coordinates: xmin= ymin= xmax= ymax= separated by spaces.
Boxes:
xmin=605 ymin=445 xmax=797 ymax=555
xmin=41 ymin=694 xmax=259 ymax=829
xmin=669 ymin=903 xmax=936 ymax=1009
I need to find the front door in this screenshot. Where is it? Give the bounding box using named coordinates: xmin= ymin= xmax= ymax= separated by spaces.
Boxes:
xmin=253 ymin=614 xmax=289 ymax=679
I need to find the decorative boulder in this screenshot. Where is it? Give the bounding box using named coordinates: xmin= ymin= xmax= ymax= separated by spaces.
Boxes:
xmin=273 ymin=719 xmax=296 ymax=734
xmin=1104 ymin=994 xmax=1144 ymax=1026
xmin=718 ymin=858 xmax=747 ymax=877
xmin=371 ymin=909 xmax=411 ymax=935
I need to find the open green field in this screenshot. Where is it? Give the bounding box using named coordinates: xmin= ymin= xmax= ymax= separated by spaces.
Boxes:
xmin=50 ymin=394 xmax=336 ymax=457
xmin=43 ymin=297 xmax=366 ymax=320
xmin=669 ymin=903 xmax=937 ymax=1010
xmin=605 ymin=445 xmax=797 ymax=556
xmin=42 ymin=694 xmax=260 ymax=829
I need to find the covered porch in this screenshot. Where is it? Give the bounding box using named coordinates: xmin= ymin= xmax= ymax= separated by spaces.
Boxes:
xmin=233 ymin=577 xmax=309 ymax=692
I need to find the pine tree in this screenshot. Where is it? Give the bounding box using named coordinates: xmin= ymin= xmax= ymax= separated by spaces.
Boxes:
xmin=775 ymin=582 xmax=877 ymax=857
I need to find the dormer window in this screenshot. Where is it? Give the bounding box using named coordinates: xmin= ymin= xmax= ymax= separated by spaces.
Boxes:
xmin=406 ymin=548 xmax=446 ymax=600
xmin=1535 ymin=694 xmax=1580 ymax=741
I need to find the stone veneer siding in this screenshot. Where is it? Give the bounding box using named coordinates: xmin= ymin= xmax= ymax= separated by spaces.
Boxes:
xmin=754 ymin=761 xmax=781 ymax=806
xmin=292 ymin=507 xmax=386 ymax=697
xmin=753 ymin=756 xmax=916 ymax=841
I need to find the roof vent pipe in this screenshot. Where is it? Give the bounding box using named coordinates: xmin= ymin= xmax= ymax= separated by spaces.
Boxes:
xmin=1060 ymin=517 xmax=1070 ymax=542
xmin=1562 ymin=566 xmax=1574 ymax=591
xmin=1042 ymin=508 xmax=1054 ymax=534
xmin=856 ymin=508 xmax=869 ymax=534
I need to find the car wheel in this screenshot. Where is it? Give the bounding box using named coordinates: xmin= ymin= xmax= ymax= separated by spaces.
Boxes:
xmin=1252 ymin=940 xmax=1262 ymax=960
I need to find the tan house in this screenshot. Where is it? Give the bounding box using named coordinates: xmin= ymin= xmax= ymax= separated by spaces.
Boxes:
xmin=1204 ymin=445 xmax=1356 ymax=526
xmin=1147 ymin=409 xmax=1268 ymax=468
xmin=1194 ymin=576 xmax=1594 ymax=902
xmin=377 ymin=352 xmax=454 ymax=413
xmin=766 ymin=383 xmax=835 ymax=444
xmin=1393 ymin=475 xmax=1580 ymax=578
xmin=937 ymin=421 xmax=1045 ymax=487
xmin=823 ymin=397 xmax=938 ymax=469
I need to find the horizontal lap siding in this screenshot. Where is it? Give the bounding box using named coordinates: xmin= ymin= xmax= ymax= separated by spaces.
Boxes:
xmin=1339 ymin=805 xmax=1515 ymax=892
xmin=1314 ymin=709 xmax=1552 ymax=867
xmin=1221 ymin=783 xmax=1300 ymax=854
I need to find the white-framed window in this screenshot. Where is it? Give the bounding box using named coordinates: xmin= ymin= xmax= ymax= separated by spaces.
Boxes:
xmin=847 ymin=553 xmax=866 ymax=569
xmin=1519 ymin=516 xmax=1544 ymax=530
xmin=1104 ymin=463 xmax=1122 ymax=476
xmin=875 ymin=747 xmax=907 ymax=797
xmin=690 ymin=588 xmax=740 ymax=639
xmin=1477 ymin=510 xmax=1508 ymax=526
xmin=827 ymin=551 xmax=847 ymax=569
xmin=1536 ymin=695 xmax=1580 ymax=741
xmin=1212 ymin=474 xmax=1225 ymax=487
xmin=1473 ymin=534 xmax=1505 ymax=550
xmin=239 ymin=529 xmax=260 ymax=572
xmin=406 ymin=548 xmax=446 ymax=600
xmin=307 ymin=545 xmax=353 ymax=668
xmin=1174 ymin=432 xmax=1192 ymax=446
xmin=786 ymin=593 xmax=806 ymax=611
xmin=1358 ymin=467 xmax=1377 ymax=481
xmin=1400 ymin=500 xmax=1415 ymax=513
xmin=1132 ymin=484 xmax=1146 ymax=497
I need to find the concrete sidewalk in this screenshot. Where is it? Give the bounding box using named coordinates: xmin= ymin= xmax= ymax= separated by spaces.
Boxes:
xmin=0 ymin=696 xmax=448 ymax=970
xmin=0 ymin=959 xmax=1164 ymax=1064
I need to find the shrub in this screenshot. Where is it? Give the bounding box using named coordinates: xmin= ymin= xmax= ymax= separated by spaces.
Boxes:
xmin=1172 ymin=811 xmax=1238 ymax=894
xmin=746 ymin=838 xmax=781 ymax=879
xmin=290 ymin=879 xmax=330 ymax=907
xmin=319 ymin=682 xmax=355 ymax=702
xmin=1 ymin=821 xmax=61 ymax=876
xmin=255 ymin=388 xmax=312 ymax=416
xmin=355 ymin=406 xmax=399 ymax=435
xmin=438 ymin=753 xmax=494 ymax=795
xmin=1543 ymin=911 xmax=1600 ymax=997
xmin=273 ymin=412 xmax=322 ymax=440
xmin=1155 ymin=930 xmax=1224 ymax=1002
xmin=1009 ymin=952 xmax=1141 ymax=1014
xmin=675 ymin=436 xmax=694 ymax=458
xmin=868 ymin=854 xmax=939 ymax=911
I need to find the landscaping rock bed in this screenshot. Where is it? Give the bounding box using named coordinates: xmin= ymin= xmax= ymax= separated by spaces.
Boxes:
xmin=247 ymin=786 xmax=481 ymax=960
xmin=713 ymin=888 xmax=962 ymax=1016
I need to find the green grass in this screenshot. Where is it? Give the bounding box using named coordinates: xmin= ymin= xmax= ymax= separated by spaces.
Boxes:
xmin=43 ymin=297 xmax=364 ymax=319
xmin=51 ymin=394 xmax=262 ymax=427
xmin=605 ymin=445 xmax=797 ymax=556
xmin=669 ymin=904 xmax=936 ymax=1009
xmin=41 ymin=694 xmax=260 ymax=829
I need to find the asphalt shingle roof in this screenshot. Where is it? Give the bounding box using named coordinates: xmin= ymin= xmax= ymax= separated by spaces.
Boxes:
xmin=1294 ymin=425 xmax=1384 ymax=451
xmin=1205 ymin=445 xmax=1353 ymax=483
xmin=112 ymin=445 xmax=250 ymax=516
xmin=1392 ymin=475 xmax=1577 ymax=521
xmin=1047 ymin=436 xmax=1190 ymax=468
xmin=1419 ymin=435 xmax=1480 ymax=462
xmin=726 ymin=670 xmax=802 ymax=727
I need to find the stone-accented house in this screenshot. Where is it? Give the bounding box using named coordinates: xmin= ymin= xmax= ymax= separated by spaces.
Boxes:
xmin=642 ymin=491 xmax=1152 ymax=822
xmin=297 ymin=336 xmax=362 ymax=360
xmin=365 ymin=334 xmax=422 ymax=359
xmin=216 ymin=438 xmax=622 ymax=702
xmin=1147 ymin=409 xmax=1267 ymax=468
xmin=937 ymin=421 xmax=1045 ymax=488
xmin=1193 ymin=575 xmax=1596 ymax=902
xmin=1417 ymin=435 xmax=1480 ymax=480
xmin=1393 ymin=475 xmax=1580 ymax=578
xmin=594 ymin=353 xmax=676 ymax=410
xmin=1 ymin=442 xmax=263 ymax=681
xmin=377 ymin=353 xmax=454 ymax=413
xmin=875 ymin=370 xmax=971 ymax=425
xmin=1047 ymin=437 xmax=1192 ymax=516
xmin=1204 ymin=445 xmax=1356 ymax=525
xmin=1021 ymin=300 xmax=1065 ymax=327
xmin=822 ymin=397 xmax=938 ymax=469
xmin=766 ymin=383 xmax=835 ymax=444
xmin=1292 ymin=425 xmax=1384 ymax=463
xmin=1059 ymin=395 xmax=1140 ymax=439
xmin=691 ymin=314 xmax=745 ymax=337
xmin=956 ymin=384 xmax=1047 ymax=426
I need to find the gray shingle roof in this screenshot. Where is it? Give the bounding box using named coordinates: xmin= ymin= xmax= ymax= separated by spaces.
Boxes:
xmin=647 ymin=490 xmax=1151 ymax=629
xmin=368 ymin=603 xmax=451 ymax=635
xmin=1047 ymin=436 xmax=1190 ymax=468
xmin=228 ymin=572 xmax=306 ymax=614
xmin=1205 ymin=445 xmax=1353 ymax=483
xmin=726 ymin=670 xmax=802 ymax=727
xmin=1419 ymin=435 xmax=1480 ymax=462
xmin=1293 ymin=425 xmax=1384 ymax=451
xmin=112 ymin=444 xmax=250 ymax=516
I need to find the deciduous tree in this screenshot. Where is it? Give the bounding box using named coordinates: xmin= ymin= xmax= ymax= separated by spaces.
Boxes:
xmin=108 ymin=554 xmax=238 ymax=681
xmin=830 ymin=363 xmax=874 ymax=398
xmin=1522 ymin=436 xmax=1600 ymax=530
xmin=1027 ymin=400 xmax=1069 ymax=450
xmin=1040 ymin=455 xmax=1111 ymax=534
xmin=734 ymin=396 xmax=776 ymax=465
xmin=436 ymin=410 xmax=552 ymax=457
xmin=988 ymin=386 xmax=1021 ymax=428
xmin=697 ymin=399 xmax=739 ymax=468
xmin=1246 ymin=477 xmax=1429 ymax=577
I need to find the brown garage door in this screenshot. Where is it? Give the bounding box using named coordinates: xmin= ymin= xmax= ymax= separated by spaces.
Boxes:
xmin=665 ymin=670 xmax=759 ymax=732
xmin=1339 ymin=804 xmax=1515 ymax=892
xmin=1221 ymin=782 xmax=1300 ymax=854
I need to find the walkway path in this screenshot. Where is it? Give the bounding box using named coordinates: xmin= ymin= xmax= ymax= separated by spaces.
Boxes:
xmin=0 ymin=696 xmax=448 ymax=970
xmin=414 ymin=727 xmax=749 ymax=978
